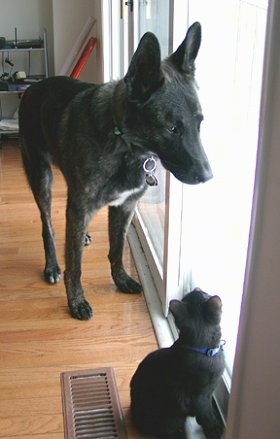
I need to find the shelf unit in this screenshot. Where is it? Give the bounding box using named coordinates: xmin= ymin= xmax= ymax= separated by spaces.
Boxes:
xmin=0 ymin=29 xmax=49 ymax=137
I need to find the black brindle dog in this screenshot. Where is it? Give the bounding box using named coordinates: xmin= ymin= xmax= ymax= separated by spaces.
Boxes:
xmin=19 ymin=22 xmax=212 ymax=320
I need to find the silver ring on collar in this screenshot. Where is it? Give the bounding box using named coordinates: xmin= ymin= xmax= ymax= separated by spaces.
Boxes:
xmin=143 ymin=156 xmax=157 ymax=173
xmin=143 ymin=156 xmax=158 ymax=186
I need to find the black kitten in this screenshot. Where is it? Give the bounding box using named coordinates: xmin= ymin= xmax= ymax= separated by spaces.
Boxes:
xmin=130 ymin=288 xmax=225 ymax=439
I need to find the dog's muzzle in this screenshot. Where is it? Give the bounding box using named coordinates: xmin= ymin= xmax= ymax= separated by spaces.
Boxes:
xmin=162 ymin=158 xmax=213 ymax=185
xmin=194 ymin=164 xmax=213 ymax=183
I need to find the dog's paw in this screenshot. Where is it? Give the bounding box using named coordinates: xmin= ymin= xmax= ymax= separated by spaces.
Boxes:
xmin=44 ymin=265 xmax=61 ymax=284
xmin=111 ymin=267 xmax=142 ymax=293
xmin=115 ymin=275 xmax=142 ymax=294
xmin=69 ymin=299 xmax=93 ymax=320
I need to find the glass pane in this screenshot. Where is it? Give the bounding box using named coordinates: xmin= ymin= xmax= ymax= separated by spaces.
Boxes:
xmin=137 ymin=165 xmax=166 ymax=264
xmin=180 ymin=0 xmax=268 ymax=371
xmin=137 ymin=0 xmax=171 ymax=57
xmin=135 ymin=0 xmax=171 ymax=269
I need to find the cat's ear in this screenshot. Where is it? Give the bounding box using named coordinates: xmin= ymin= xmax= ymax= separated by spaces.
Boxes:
xmin=124 ymin=32 xmax=164 ymax=104
xmin=204 ymin=296 xmax=222 ymax=324
xmin=169 ymin=299 xmax=186 ymax=327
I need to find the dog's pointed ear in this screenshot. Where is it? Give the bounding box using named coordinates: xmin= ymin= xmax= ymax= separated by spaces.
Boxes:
xmin=169 ymin=21 xmax=201 ymax=75
xmin=204 ymin=295 xmax=222 ymax=324
xmin=124 ymin=32 xmax=164 ymax=104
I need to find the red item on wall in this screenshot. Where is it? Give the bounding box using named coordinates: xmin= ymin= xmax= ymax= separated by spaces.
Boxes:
xmin=70 ymin=37 xmax=97 ymax=79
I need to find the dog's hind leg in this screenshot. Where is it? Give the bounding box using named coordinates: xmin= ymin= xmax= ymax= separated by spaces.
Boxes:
xmin=108 ymin=203 xmax=142 ymax=293
xmin=21 ymin=148 xmax=61 ymax=284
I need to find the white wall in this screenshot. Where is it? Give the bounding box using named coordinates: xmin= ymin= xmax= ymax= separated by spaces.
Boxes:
xmin=0 ymin=0 xmax=53 ymax=39
xmin=52 ymin=0 xmax=102 ymax=83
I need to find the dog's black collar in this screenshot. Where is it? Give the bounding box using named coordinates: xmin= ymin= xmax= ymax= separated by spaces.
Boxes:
xmin=113 ymin=126 xmax=158 ymax=186
xmin=113 ymin=125 xmax=150 ymax=150
xmin=185 ymin=340 xmax=225 ymax=357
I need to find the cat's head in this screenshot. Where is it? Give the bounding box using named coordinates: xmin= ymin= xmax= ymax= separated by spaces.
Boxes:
xmin=169 ymin=287 xmax=222 ymax=346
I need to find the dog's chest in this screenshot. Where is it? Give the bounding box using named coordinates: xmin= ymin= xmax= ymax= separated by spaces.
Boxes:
xmin=108 ymin=185 xmax=145 ymax=206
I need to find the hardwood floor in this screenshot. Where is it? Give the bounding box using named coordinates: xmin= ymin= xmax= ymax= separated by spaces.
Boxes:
xmin=0 ymin=139 xmax=158 ymax=439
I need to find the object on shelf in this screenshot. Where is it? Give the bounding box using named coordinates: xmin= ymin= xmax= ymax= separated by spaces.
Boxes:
xmin=7 ymin=83 xmax=29 ymax=91
xmin=13 ymin=71 xmax=26 ymax=80
xmin=0 ymin=80 xmax=8 ymax=91
xmin=0 ymin=118 xmax=18 ymax=131
xmin=0 ymin=37 xmax=6 ymax=49
xmin=2 ymin=28 xmax=43 ymax=49
xmin=0 ymin=107 xmax=18 ymax=131
xmin=6 ymin=38 xmax=43 ymax=49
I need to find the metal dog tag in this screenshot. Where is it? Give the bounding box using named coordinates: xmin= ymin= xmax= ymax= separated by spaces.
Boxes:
xmin=146 ymin=174 xmax=158 ymax=186
xmin=143 ymin=157 xmax=158 ymax=186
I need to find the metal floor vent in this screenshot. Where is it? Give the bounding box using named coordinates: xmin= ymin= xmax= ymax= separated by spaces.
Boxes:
xmin=61 ymin=368 xmax=128 ymax=439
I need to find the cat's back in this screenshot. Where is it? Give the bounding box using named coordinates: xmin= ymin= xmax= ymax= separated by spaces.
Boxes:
xmin=130 ymin=346 xmax=175 ymax=388
xmin=130 ymin=347 xmax=178 ymax=396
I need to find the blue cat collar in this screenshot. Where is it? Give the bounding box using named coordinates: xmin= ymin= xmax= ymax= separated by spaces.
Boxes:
xmin=188 ymin=341 xmax=225 ymax=357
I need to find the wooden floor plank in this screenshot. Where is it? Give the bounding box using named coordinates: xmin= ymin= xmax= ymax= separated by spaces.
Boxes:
xmin=0 ymin=140 xmax=158 ymax=439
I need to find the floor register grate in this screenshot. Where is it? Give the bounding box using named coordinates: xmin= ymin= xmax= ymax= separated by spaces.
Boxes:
xmin=61 ymin=368 xmax=128 ymax=439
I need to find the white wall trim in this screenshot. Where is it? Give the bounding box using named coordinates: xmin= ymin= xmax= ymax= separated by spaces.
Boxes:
xmin=127 ymin=224 xmax=174 ymax=349
xmin=225 ymin=1 xmax=280 ymax=437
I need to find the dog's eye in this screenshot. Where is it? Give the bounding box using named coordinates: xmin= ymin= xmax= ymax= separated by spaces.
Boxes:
xmin=167 ymin=126 xmax=178 ymax=134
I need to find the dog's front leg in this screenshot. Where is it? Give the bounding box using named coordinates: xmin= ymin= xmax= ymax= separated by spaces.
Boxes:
xmin=64 ymin=201 xmax=93 ymax=320
xmin=108 ymin=203 xmax=142 ymax=293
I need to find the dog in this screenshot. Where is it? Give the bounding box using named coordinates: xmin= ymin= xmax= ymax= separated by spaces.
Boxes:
xmin=130 ymin=288 xmax=225 ymax=439
xmin=19 ymin=22 xmax=212 ymax=320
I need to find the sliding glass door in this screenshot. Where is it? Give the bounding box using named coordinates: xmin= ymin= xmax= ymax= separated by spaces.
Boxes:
xmin=181 ymin=0 xmax=268 ymax=371
xmin=130 ymin=0 xmax=268 ymax=374
xmin=103 ymin=0 xmax=268 ymax=375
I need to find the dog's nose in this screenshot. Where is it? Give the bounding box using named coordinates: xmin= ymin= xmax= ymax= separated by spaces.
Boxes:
xmin=196 ymin=164 xmax=213 ymax=183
